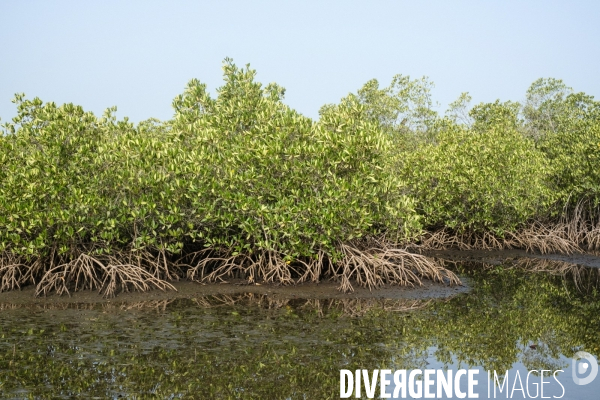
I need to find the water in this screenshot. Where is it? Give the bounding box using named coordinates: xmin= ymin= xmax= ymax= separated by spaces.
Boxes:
xmin=0 ymin=263 xmax=599 ymax=399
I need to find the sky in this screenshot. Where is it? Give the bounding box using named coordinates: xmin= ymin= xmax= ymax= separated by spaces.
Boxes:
xmin=1 ymin=1 xmax=599 ymax=123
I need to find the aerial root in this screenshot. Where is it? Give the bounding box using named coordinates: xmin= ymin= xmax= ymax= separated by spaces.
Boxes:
xmin=334 ymin=241 xmax=460 ymax=293
xmin=1 ymin=240 xmax=459 ymax=296
xmin=414 ymin=201 xmax=600 ymax=255
xmin=135 ymin=248 xmax=181 ymax=281
xmin=181 ymin=243 xmax=459 ymax=293
xmin=506 ymin=223 xmax=580 ymax=254
xmin=0 ymin=252 xmax=47 ymax=292
xmin=183 ymin=248 xmax=296 ymax=285
xmin=414 ymin=223 xmax=583 ymax=255
xmin=35 ymin=254 xmax=102 ymax=297
xmin=33 ymin=252 xmax=176 ymax=298
xmin=0 ymin=257 xmax=27 ymax=292
xmin=99 ymin=260 xmax=176 ymax=298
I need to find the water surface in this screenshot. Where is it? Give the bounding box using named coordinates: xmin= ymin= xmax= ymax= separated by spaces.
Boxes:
xmin=0 ymin=262 xmax=599 ymax=399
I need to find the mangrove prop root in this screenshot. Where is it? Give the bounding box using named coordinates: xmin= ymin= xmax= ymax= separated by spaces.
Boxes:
xmin=32 ymin=252 xmax=177 ymax=298
xmin=414 ymin=202 xmax=600 ymax=254
xmin=182 ymin=241 xmax=460 ymax=293
xmin=334 ymin=243 xmax=460 ymax=292
xmin=0 ymin=253 xmax=26 ymax=292
xmin=415 ymin=223 xmax=595 ymax=255
xmin=1 ymin=241 xmax=459 ymax=296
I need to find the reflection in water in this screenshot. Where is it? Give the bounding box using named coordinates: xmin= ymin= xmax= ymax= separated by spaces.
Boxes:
xmin=0 ymin=262 xmax=599 ymax=399
xmin=511 ymin=257 xmax=600 ymax=294
xmin=0 ymin=296 xmax=429 ymax=315
xmin=191 ymin=294 xmax=431 ymax=317
xmin=440 ymin=255 xmax=600 ymax=295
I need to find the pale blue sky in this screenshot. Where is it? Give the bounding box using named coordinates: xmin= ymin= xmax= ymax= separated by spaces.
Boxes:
xmin=1 ymin=1 xmax=599 ymax=123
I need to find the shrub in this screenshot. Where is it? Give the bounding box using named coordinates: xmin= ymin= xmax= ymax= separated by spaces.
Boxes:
xmin=0 ymin=96 xmax=118 ymax=258
xmin=534 ymin=92 xmax=600 ymax=211
xmin=170 ymin=61 xmax=428 ymax=286
xmin=400 ymin=108 xmax=552 ymax=235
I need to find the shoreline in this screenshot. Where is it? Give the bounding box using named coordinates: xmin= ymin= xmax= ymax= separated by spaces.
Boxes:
xmin=0 ymin=277 xmax=469 ymax=305
xmin=2 ymin=249 xmax=599 ymax=306
xmin=421 ymin=248 xmax=600 ymax=268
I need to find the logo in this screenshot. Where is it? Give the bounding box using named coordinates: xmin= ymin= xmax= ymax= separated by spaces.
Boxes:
xmin=572 ymin=351 xmax=598 ymax=385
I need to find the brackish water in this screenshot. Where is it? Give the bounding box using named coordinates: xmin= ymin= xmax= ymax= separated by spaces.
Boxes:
xmin=0 ymin=263 xmax=599 ymax=399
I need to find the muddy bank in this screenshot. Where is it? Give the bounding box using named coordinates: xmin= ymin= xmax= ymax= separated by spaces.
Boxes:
xmin=0 ymin=278 xmax=469 ymax=305
xmin=422 ymin=248 xmax=600 ymax=268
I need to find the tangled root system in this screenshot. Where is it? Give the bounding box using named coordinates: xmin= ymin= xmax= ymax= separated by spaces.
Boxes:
xmin=333 ymin=242 xmax=460 ymax=292
xmin=415 ymin=222 xmax=597 ymax=255
xmin=0 ymin=240 xmax=459 ymax=297
xmin=0 ymin=250 xmax=177 ymax=298
xmin=414 ymin=203 xmax=600 ymax=255
xmin=182 ymin=239 xmax=460 ymax=293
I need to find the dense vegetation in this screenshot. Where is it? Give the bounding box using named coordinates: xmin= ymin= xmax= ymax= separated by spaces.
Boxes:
xmin=1 ymin=60 xmax=599 ymax=295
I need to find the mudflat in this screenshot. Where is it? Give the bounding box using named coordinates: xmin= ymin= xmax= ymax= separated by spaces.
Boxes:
xmin=422 ymin=248 xmax=600 ymax=268
xmin=0 ymin=277 xmax=469 ymax=305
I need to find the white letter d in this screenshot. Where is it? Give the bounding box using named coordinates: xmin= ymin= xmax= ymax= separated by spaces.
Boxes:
xmin=341 ymin=370 xmax=353 ymax=398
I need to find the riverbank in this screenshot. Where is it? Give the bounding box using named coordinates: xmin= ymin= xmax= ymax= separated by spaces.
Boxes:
xmin=0 ymin=277 xmax=469 ymax=305
xmin=421 ymin=248 xmax=600 ymax=268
